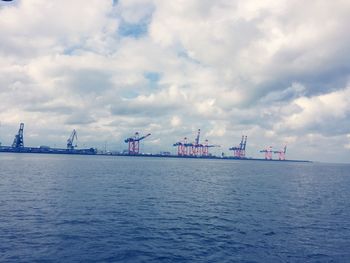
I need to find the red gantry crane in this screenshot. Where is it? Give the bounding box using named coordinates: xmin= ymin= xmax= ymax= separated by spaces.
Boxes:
xmin=173 ymin=129 xmax=220 ymax=157
xmin=260 ymin=146 xmax=273 ymax=160
xmin=201 ymin=139 xmax=220 ymax=156
xmin=173 ymin=137 xmax=188 ymax=156
xmin=229 ymin=135 xmax=247 ymax=158
xmin=124 ymin=132 xmax=151 ymax=155
xmin=273 ymin=145 xmax=287 ymax=160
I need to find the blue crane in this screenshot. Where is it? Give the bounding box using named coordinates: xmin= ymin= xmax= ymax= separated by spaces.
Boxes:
xmin=229 ymin=135 xmax=247 ymax=158
xmin=12 ymin=123 xmax=24 ymax=148
xmin=67 ymin=129 xmax=78 ymax=150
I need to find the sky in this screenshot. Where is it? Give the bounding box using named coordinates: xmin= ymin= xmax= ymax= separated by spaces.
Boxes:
xmin=0 ymin=0 xmax=349 ymax=162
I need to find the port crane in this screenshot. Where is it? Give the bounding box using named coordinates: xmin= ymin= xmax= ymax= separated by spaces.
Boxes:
xmin=124 ymin=132 xmax=151 ymax=155
xmin=229 ymin=135 xmax=247 ymax=158
xmin=173 ymin=137 xmax=188 ymax=156
xmin=189 ymin=129 xmax=201 ymax=156
xmin=202 ymin=139 xmax=220 ymax=156
xmin=67 ymin=129 xmax=78 ymax=150
xmin=173 ymin=129 xmax=220 ymax=157
xmin=273 ymin=145 xmax=287 ymax=160
xmin=12 ymin=123 xmax=24 ymax=148
xmin=260 ymin=146 xmax=273 ymax=160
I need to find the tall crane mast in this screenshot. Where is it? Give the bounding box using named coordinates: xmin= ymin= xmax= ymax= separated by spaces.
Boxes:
xmin=195 ymin=129 xmax=201 ymax=145
xmin=67 ymin=129 xmax=78 ymax=150
xmin=189 ymin=129 xmax=201 ymax=156
xmin=241 ymin=135 xmax=247 ymax=157
xmin=12 ymin=123 xmax=24 ymax=148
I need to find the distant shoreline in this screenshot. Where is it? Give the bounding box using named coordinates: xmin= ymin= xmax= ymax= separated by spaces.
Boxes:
xmin=0 ymin=147 xmax=311 ymax=163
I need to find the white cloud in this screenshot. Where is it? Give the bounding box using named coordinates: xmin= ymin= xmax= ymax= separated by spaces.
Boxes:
xmin=170 ymin=116 xmax=181 ymax=127
xmin=282 ymin=86 xmax=350 ymax=130
xmin=346 ymin=134 xmax=350 ymax=150
xmin=0 ymin=0 xmax=350 ymax=162
xmin=117 ymin=0 xmax=154 ymax=23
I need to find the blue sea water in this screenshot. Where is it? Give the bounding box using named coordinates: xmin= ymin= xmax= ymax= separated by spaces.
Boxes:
xmin=0 ymin=154 xmax=349 ymax=262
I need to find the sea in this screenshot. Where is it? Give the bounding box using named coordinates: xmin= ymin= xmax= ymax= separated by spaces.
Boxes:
xmin=1 ymin=153 xmax=349 ymax=262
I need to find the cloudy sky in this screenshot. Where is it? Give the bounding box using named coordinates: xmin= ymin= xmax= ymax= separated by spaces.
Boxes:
xmin=0 ymin=0 xmax=349 ymax=162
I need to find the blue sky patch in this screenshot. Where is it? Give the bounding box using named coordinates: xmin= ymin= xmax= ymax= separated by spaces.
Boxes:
xmin=119 ymin=20 xmax=149 ymax=38
xmin=144 ymin=72 xmax=162 ymax=90
xmin=144 ymin=72 xmax=161 ymax=83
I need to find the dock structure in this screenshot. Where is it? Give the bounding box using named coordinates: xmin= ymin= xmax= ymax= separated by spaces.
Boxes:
xmin=0 ymin=123 xmax=96 ymax=155
xmin=0 ymin=123 xmax=306 ymax=162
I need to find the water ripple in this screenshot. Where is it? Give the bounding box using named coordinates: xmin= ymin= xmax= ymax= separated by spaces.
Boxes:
xmin=1 ymin=155 xmax=350 ymax=262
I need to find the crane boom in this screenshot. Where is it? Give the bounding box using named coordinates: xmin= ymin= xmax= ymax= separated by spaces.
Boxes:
xmin=195 ymin=129 xmax=201 ymax=145
xmin=12 ymin=123 xmax=24 ymax=148
xmin=67 ymin=129 xmax=78 ymax=150
xmin=137 ymin=133 xmax=151 ymax=141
